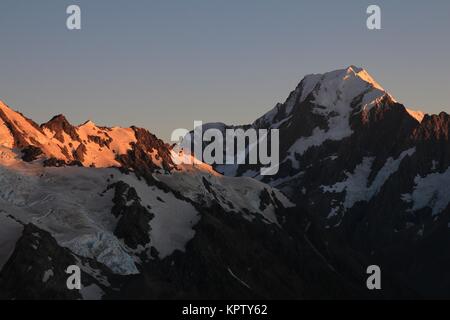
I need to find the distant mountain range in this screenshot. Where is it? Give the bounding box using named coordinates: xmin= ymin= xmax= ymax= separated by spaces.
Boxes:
xmin=1 ymin=66 xmax=449 ymax=299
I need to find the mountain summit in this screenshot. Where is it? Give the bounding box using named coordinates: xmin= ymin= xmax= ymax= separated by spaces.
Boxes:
xmin=194 ymin=66 xmax=450 ymax=299
xmin=195 ymin=66 xmax=428 ymax=176
xmin=253 ymin=65 xmax=424 ymax=129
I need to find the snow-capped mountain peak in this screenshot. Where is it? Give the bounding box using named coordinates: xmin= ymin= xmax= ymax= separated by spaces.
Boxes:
xmin=300 ymin=65 xmax=393 ymax=110
xmin=302 ymin=65 xmax=386 ymax=95
xmin=253 ymin=66 xmax=395 ymax=130
xmin=205 ymin=66 xmax=430 ymax=184
xmin=247 ymin=66 xmax=399 ymax=168
xmin=279 ymin=66 xmax=393 ymax=167
xmin=79 ymin=119 xmax=96 ymax=127
xmin=346 ymin=65 xmax=385 ymax=92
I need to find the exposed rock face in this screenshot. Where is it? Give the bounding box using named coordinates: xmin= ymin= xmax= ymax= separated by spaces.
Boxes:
xmin=116 ymin=127 xmax=176 ymax=177
xmin=259 ymin=188 xmax=283 ymax=211
xmin=412 ymin=112 xmax=450 ymax=141
xmin=0 ymin=224 xmax=116 ymax=300
xmin=88 ymin=134 xmax=112 ymax=148
xmin=41 ymin=115 xmax=81 ymax=144
xmin=115 ymin=201 xmax=415 ymax=299
xmin=109 ymin=181 xmax=154 ymax=250
xmin=42 ymin=157 xmax=83 ymax=167
xmin=73 ymin=143 xmax=87 ymax=163
xmin=21 ymin=145 xmax=43 ymax=162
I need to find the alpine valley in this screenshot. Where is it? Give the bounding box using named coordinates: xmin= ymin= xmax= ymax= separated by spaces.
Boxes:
xmin=1 ymin=66 xmax=449 ymax=299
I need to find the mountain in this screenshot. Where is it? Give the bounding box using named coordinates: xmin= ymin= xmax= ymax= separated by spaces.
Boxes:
xmin=0 ymin=101 xmax=176 ymax=171
xmin=1 ymin=65 xmax=449 ymax=299
xmin=185 ymin=66 xmax=450 ymax=298
xmin=0 ymin=98 xmax=376 ymax=299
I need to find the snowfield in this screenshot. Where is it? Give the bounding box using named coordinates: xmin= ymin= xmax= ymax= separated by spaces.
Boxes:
xmin=0 ymin=143 xmax=292 ymax=275
xmin=402 ymin=166 xmax=450 ymax=216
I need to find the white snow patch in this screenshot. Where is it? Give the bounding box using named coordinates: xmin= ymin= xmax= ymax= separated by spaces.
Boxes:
xmin=42 ymin=269 xmax=54 ymax=283
xmin=402 ymin=166 xmax=450 ymax=216
xmin=322 ymin=157 xmax=374 ymax=209
xmin=299 ymin=73 xmax=322 ymax=103
xmin=322 ymin=148 xmax=415 ymax=210
xmin=327 ymin=207 xmax=340 ymax=219
xmin=121 ymin=174 xmax=201 ymax=259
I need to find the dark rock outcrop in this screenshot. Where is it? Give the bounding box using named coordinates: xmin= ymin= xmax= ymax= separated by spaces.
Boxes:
xmin=117 ymin=127 xmax=176 ymax=177
xmin=21 ymin=145 xmax=43 ymax=162
xmin=43 ymin=157 xmax=83 ymax=167
xmin=109 ymin=181 xmax=154 ymax=250
xmin=0 ymin=224 xmax=116 ymax=300
xmin=41 ymin=115 xmax=81 ymax=143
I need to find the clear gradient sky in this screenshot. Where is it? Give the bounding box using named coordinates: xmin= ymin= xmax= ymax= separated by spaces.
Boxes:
xmin=0 ymin=0 xmax=449 ymax=140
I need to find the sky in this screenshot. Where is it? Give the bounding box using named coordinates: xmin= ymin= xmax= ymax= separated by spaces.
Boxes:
xmin=0 ymin=0 xmax=449 ymax=141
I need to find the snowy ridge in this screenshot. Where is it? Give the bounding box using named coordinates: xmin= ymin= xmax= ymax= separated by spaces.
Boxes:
xmin=0 ymin=101 xmax=139 ymax=168
xmin=405 ymin=109 xmax=425 ymax=122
